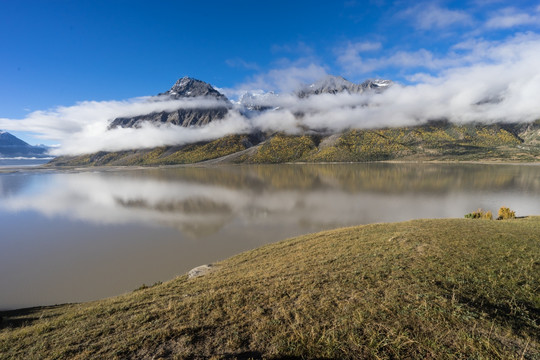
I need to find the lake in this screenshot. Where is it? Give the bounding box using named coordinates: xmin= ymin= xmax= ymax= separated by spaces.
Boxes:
xmin=0 ymin=158 xmax=52 ymax=168
xmin=1 ymin=163 xmax=540 ymax=310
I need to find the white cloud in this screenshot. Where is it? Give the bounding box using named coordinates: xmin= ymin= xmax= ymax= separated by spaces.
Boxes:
xmin=338 ymin=47 xmax=441 ymax=75
xmin=485 ymin=7 xmax=540 ymax=29
xmin=52 ymin=114 xmax=251 ymax=155
xmin=337 ymin=32 xmax=540 ymax=75
xmin=233 ymin=63 xmax=328 ymax=94
xmin=335 ymin=41 xmax=383 ymax=73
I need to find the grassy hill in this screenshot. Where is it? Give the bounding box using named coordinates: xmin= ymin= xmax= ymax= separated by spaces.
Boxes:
xmin=1 ymin=217 xmax=539 ymax=359
xmin=48 ymin=121 xmax=540 ymax=166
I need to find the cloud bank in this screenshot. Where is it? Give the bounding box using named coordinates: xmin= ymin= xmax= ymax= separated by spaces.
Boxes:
xmin=1 ymin=33 xmax=540 ymax=156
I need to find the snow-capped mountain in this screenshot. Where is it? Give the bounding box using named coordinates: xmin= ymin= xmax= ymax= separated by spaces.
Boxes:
xmin=297 ymin=75 xmax=392 ymax=98
xmin=238 ymin=91 xmax=280 ymax=114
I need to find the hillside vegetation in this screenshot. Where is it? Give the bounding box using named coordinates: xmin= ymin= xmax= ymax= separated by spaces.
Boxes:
xmin=1 ymin=217 xmax=539 ymax=359
xmin=48 ymin=121 xmax=540 ymax=166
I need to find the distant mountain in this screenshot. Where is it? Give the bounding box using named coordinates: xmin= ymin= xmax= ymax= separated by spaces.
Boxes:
xmin=109 ymin=77 xmax=231 ymax=129
xmin=238 ymin=91 xmax=279 ymax=114
xmin=0 ymin=131 xmax=49 ymax=158
xmin=297 ymin=75 xmax=392 ymax=98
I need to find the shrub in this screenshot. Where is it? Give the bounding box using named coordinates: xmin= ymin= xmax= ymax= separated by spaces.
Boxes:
xmin=498 ymin=206 xmax=516 ymax=220
xmin=465 ymin=209 xmax=493 ymax=220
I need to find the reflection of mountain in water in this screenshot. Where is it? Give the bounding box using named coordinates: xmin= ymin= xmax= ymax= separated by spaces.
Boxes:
xmin=1 ymin=164 xmax=540 ymax=238
xmin=115 ymin=197 xmax=233 ymax=237
xmin=129 ymin=163 xmax=539 ymax=194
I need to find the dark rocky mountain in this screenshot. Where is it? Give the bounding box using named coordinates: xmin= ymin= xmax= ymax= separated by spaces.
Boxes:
xmin=0 ymin=131 xmax=48 ymax=157
xmin=109 ymin=77 xmax=231 ymax=129
xmin=159 ymin=76 xmax=228 ymax=100
xmin=297 ymin=75 xmax=392 ymax=98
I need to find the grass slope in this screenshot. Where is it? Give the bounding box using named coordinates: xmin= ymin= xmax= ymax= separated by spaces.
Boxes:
xmin=49 ymin=122 xmax=540 ymax=166
xmin=49 ymin=135 xmax=255 ymax=167
xmin=1 ymin=218 xmax=539 ymax=359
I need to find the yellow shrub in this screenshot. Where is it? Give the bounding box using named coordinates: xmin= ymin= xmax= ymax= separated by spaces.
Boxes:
xmin=498 ymin=207 xmax=516 ymax=220
xmin=465 ymin=209 xmax=493 ymax=220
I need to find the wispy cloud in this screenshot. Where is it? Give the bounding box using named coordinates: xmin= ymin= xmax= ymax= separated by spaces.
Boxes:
xmin=400 ymin=3 xmax=473 ymax=30
xmin=225 ymin=57 xmax=260 ymax=70
xmin=337 ymin=46 xmax=437 ymax=75
xmin=270 ymin=41 xmax=315 ymax=56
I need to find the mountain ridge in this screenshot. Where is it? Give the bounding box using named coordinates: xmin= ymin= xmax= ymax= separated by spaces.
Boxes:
xmin=109 ymin=75 xmax=394 ymax=129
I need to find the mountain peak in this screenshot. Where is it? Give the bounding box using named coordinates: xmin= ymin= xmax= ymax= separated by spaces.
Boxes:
xmin=297 ymin=75 xmax=392 ymax=98
xmin=0 ymin=131 xmax=30 ymax=146
xmin=297 ymin=75 xmax=362 ymax=97
xmin=162 ymin=76 xmax=228 ymax=101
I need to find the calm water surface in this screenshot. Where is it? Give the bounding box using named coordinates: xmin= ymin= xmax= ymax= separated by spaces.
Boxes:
xmin=1 ymin=163 xmax=540 ymax=309
xmin=0 ymin=158 xmax=51 ymax=167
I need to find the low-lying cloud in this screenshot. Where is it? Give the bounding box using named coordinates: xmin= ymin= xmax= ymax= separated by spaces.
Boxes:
xmin=1 ymin=33 xmax=540 ymax=156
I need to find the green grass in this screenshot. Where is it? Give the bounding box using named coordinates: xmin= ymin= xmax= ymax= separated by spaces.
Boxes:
xmin=1 ymin=217 xmax=539 ymax=359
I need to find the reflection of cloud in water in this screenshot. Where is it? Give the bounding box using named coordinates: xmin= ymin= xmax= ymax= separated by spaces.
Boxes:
xmin=1 ymin=163 xmax=540 ymax=238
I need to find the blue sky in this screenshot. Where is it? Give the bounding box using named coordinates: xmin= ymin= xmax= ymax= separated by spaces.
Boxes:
xmin=1 ymin=0 xmax=540 ymax=146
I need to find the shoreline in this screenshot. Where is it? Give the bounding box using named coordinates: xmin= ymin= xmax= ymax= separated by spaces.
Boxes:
xmin=2 ymin=158 xmax=540 ymax=175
